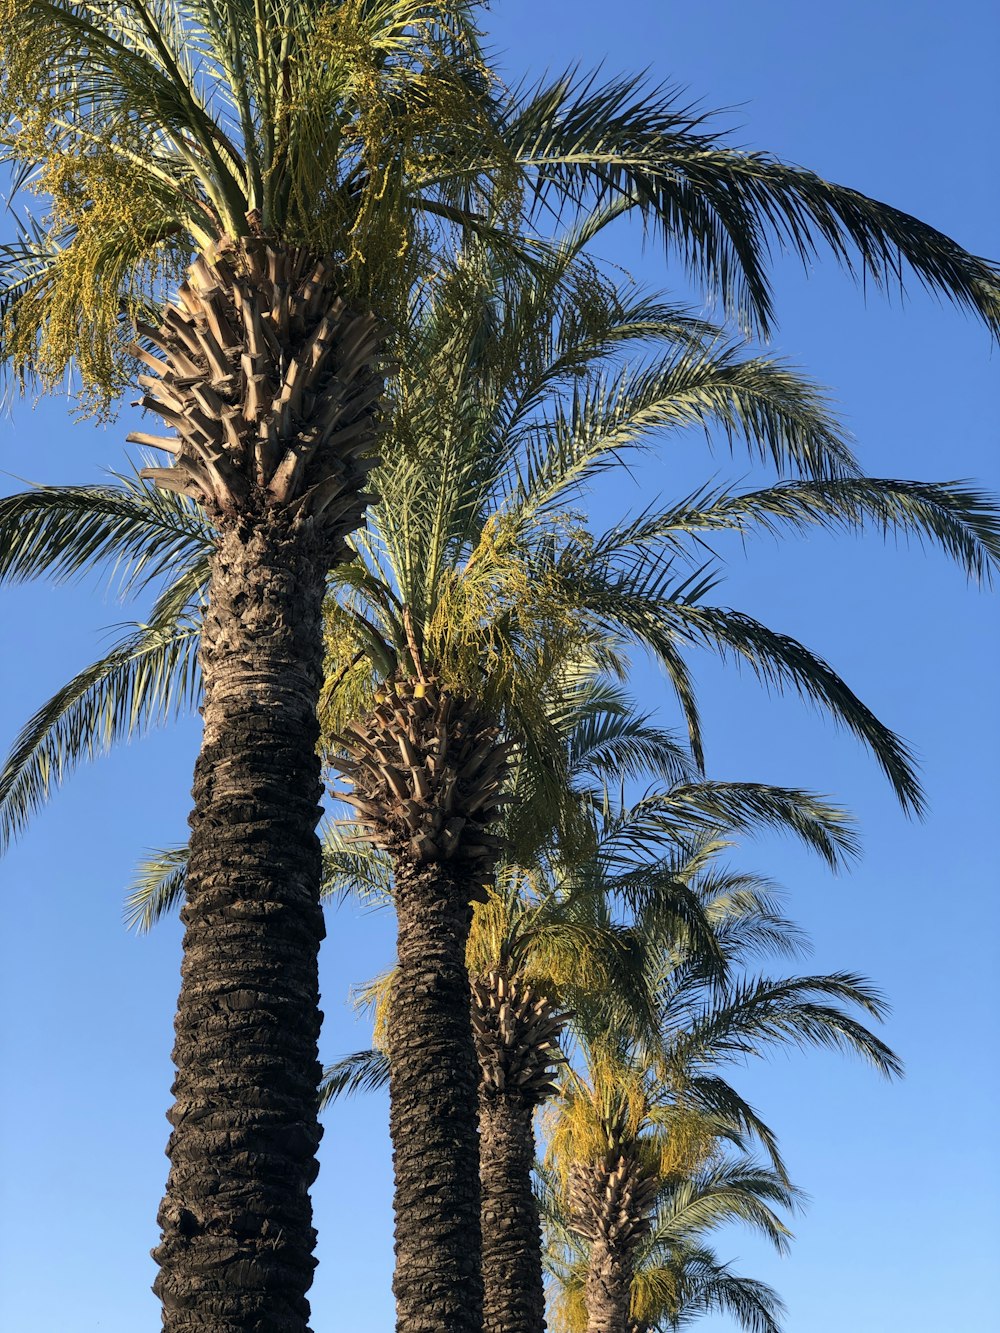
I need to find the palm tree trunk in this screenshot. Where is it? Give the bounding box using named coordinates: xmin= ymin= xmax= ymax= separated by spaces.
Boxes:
xmin=153 ymin=513 xmax=327 ymax=1332
xmin=584 ymin=1238 xmax=634 ymax=1333
xmin=479 ymin=1092 xmax=546 ymax=1333
xmin=389 ymin=857 xmax=484 ymax=1333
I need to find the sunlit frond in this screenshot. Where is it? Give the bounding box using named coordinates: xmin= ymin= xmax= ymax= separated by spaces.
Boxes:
xmin=0 ymin=473 xmax=211 ymax=596
xmin=0 ymin=615 xmax=201 ymax=851
xmin=124 ymin=843 xmax=188 ymax=932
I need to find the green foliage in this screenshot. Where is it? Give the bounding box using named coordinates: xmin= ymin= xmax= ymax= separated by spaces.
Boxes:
xmin=0 ymin=614 xmax=200 ymax=850
xmin=541 ymin=836 xmax=900 ymax=1332
xmin=124 ymin=844 xmax=189 ymax=932
xmin=3 ymin=234 xmax=999 ymax=851
xmin=3 ymin=0 xmax=997 ymax=406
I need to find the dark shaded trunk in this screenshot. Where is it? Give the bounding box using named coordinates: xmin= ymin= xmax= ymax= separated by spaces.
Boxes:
xmin=331 ymin=673 xmax=511 ymax=1332
xmin=471 ymin=968 xmax=567 ymax=1333
xmin=479 ymin=1093 xmax=546 ymax=1333
xmin=389 ymin=857 xmax=484 ymax=1333
xmin=584 ymin=1237 xmax=634 ymax=1333
xmin=153 ymin=514 xmax=328 ymax=1333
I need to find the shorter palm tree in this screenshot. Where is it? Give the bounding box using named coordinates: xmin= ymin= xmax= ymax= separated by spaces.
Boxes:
xmin=541 ymin=869 xmax=900 ymax=1333
xmin=545 ymin=1157 xmax=792 ymax=1333
xmin=322 ymin=729 xmax=866 ymax=1333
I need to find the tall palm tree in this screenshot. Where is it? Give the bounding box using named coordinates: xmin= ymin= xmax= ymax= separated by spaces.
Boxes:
xmin=2 ymin=227 xmax=998 ymax=1330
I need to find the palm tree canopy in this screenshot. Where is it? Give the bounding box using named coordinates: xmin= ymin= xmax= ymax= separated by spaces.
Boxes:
xmin=2 ymin=236 xmax=999 ymax=846
xmin=2 ymin=0 xmax=998 ymax=406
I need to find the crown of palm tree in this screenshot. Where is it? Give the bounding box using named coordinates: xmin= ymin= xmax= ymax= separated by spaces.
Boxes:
xmin=547 ymin=1165 xmax=790 ymax=1333
xmin=539 ymin=843 xmax=899 ymax=1333
xmin=2 ymin=0 xmax=999 ymax=410
xmin=2 ymin=232 xmax=998 ymax=851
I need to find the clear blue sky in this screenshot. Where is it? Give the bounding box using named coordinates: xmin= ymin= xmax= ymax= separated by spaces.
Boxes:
xmin=1 ymin=3 xmax=997 ymax=1330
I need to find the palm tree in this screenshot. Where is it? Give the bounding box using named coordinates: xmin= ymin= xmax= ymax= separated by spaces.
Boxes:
xmin=545 ymin=1159 xmax=791 ymax=1333
xmin=539 ymin=866 xmax=900 ymax=1333
xmin=2 ymin=218 xmax=998 ymax=1328
xmin=322 ymin=666 xmax=862 ymax=1333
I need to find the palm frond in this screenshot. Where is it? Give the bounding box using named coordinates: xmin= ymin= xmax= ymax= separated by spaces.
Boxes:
xmin=0 ymin=474 xmax=212 ymax=595
xmin=124 ymin=843 xmax=188 ymax=932
xmin=504 ymin=68 xmax=1000 ymax=336
xmin=319 ymin=823 xmax=394 ymax=908
xmin=670 ymin=973 xmax=902 ymax=1080
xmin=641 ymin=782 xmax=859 ymax=870
xmin=663 ymin=605 xmax=924 ymax=815
xmin=658 ymin=1247 xmax=785 ymax=1333
xmin=319 ymin=1048 xmax=391 ymax=1110
xmin=0 ymin=615 xmax=201 ymax=850
xmin=648 ymin=1161 xmax=798 ymax=1256
xmin=647 ymin=476 xmax=1000 ymax=585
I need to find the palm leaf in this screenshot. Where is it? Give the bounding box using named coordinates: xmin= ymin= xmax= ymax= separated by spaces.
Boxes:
xmin=663 ymin=605 xmax=924 ymax=815
xmin=644 ymin=476 xmax=1000 ymax=585
xmin=504 ymin=68 xmax=1000 ymax=336
xmin=318 ymin=1048 xmax=391 ymax=1109
xmin=669 ymin=972 xmax=902 ymax=1080
xmin=0 ymin=615 xmax=201 ymax=850
xmin=124 ymin=843 xmax=188 ymax=932
xmin=0 ymin=474 xmax=212 ymax=596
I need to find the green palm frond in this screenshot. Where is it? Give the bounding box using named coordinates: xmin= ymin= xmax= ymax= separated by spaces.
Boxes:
xmin=636 ymin=476 xmax=1000 ymax=585
xmin=0 ymin=473 xmax=212 ymax=596
xmin=633 ymin=783 xmax=859 ymax=871
xmin=641 ymin=1246 xmax=785 ymax=1333
xmin=647 ymin=1161 xmax=798 ymax=1257
xmin=671 ymin=1074 xmax=786 ymax=1183
xmin=662 ymin=605 xmax=923 ymax=815
xmin=319 ymin=823 xmax=394 ymax=908
xmin=0 ymin=614 xmax=201 ymax=851
xmin=503 ymin=348 xmax=860 ymax=542
xmin=564 ymin=708 xmax=693 ymax=793
xmin=696 ymin=873 xmax=807 ymax=963
xmin=318 ymin=1048 xmax=391 ymax=1110
xmin=503 ymin=68 xmax=1000 ymax=337
xmin=669 ymin=972 xmax=902 ymax=1081
xmin=124 ymin=843 xmax=188 ymax=933
xmin=556 ymin=545 xmax=921 ymax=810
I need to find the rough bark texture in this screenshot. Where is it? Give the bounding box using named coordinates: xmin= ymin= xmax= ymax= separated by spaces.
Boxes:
xmin=569 ymin=1154 xmax=658 ymax=1333
xmin=154 ymin=514 xmax=328 ymax=1332
xmin=388 ymin=858 xmax=485 ymax=1333
xmin=478 ymin=1094 xmax=546 ymax=1333
xmin=333 ymin=677 xmax=512 ymax=1331
xmin=138 ymin=239 xmax=385 ymax=1329
xmin=582 ymin=1236 xmax=634 ymax=1333
xmin=471 ymin=968 xmax=569 ymax=1333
